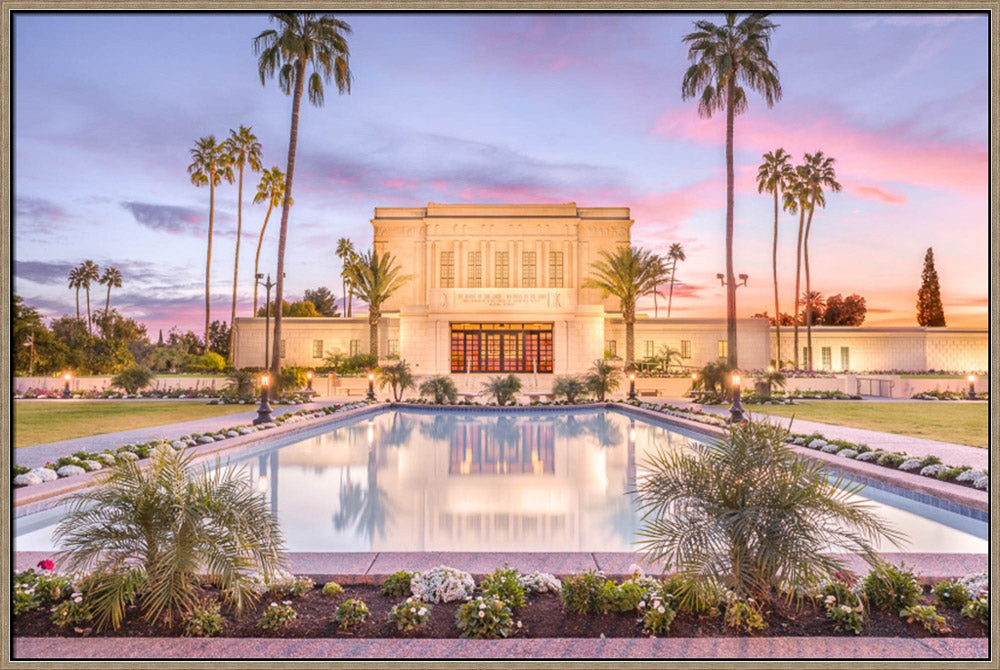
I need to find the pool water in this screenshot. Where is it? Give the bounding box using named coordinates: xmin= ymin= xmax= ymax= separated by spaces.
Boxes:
xmin=14 ymin=407 xmax=988 ymax=554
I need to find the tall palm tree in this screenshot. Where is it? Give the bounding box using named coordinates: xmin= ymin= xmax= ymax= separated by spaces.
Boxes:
xmin=783 ymin=171 xmax=809 ymax=369
xmin=251 ymin=166 xmax=291 ymax=316
xmin=67 ymin=266 xmax=84 ymax=322
xmin=799 ymin=151 xmax=841 ymax=370
xmin=756 ymin=148 xmax=795 ymax=367
xmin=336 ymin=237 xmax=356 ymax=317
xmin=343 ymin=248 xmax=411 ymax=360
xmin=223 ymin=126 xmax=263 ymax=361
xmin=666 ymin=242 xmax=686 ymax=318
xmin=255 ymin=12 xmax=353 ymax=382
xmin=682 ymin=12 xmax=781 ymax=371
xmin=188 ymin=135 xmax=234 ymax=352
xmin=800 ymin=291 xmax=826 ymax=326
xmin=78 ymin=260 xmax=100 ymax=337
xmin=99 ymin=266 xmax=122 ymax=315
xmin=584 ymin=245 xmax=670 ymax=370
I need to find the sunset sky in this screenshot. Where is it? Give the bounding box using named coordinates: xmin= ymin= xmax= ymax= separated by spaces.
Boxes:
xmin=12 ymin=11 xmax=989 ymax=336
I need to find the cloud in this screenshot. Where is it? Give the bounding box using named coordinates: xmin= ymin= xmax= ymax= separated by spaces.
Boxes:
xmin=841 ymin=181 xmax=908 ymax=205
xmin=121 ymin=201 xmax=204 ymax=235
xmin=16 ymin=195 xmax=69 ymax=222
xmin=14 ymin=260 xmax=78 ymax=286
xmin=854 ymin=14 xmax=981 ymax=30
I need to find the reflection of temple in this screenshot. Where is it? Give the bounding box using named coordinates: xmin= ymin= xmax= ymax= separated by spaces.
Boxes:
xmin=243 ymin=409 xmax=694 ymax=553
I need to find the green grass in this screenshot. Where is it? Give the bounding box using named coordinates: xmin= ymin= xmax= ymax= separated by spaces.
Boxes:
xmin=13 ymin=401 xmax=253 ymax=448
xmin=746 ymin=401 xmax=987 ymax=448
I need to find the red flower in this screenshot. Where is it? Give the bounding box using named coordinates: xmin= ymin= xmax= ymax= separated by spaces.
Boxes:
xmin=37 ymin=559 xmax=54 ymax=571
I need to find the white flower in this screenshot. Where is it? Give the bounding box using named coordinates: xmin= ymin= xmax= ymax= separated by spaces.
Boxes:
xmin=516 ymin=620 xmax=522 ymax=628
xmin=283 ymin=600 xmax=292 ymax=605
xmin=638 ymin=600 xmax=645 ymax=609
xmin=418 ymin=608 xmax=427 ymax=616
xmin=657 ymin=606 xmax=665 ymax=614
xmin=270 ymin=602 xmax=278 ymax=607
xmin=478 ymin=611 xmax=485 ymax=618
xmin=410 ymin=607 xmax=416 ymax=613
xmin=840 ymin=604 xmax=851 ymax=613
xmin=74 ymin=596 xmax=82 ymax=603
xmin=824 ymin=595 xmax=836 ymax=604
xmin=479 ymin=602 xmax=486 ymax=610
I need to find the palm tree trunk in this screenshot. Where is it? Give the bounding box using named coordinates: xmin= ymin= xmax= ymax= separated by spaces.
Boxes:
xmin=667 ymin=260 xmax=677 ymax=317
xmin=74 ymin=287 xmax=80 ymax=322
xmin=804 ymin=198 xmax=817 ymax=371
xmin=230 ymin=164 xmax=244 ymax=362
xmin=271 ymin=60 xmax=305 ymax=383
xmin=369 ymin=309 xmax=379 ymax=360
xmin=342 ymin=276 xmax=347 ymax=318
xmin=253 ymin=202 xmax=274 ymax=316
xmin=624 ymin=302 xmax=635 ymax=370
xmin=206 ymin=168 xmax=215 ymax=353
xmin=85 ymin=286 xmax=92 ymax=337
xmin=772 ymin=189 xmax=781 ymax=368
xmin=724 ymin=77 xmax=738 ymax=370
xmin=105 ymin=286 xmax=111 ymax=315
xmin=347 ymin=282 xmax=353 ymax=318
xmin=793 ymin=208 xmax=805 ymax=370
xmin=653 ymin=283 xmax=658 ymax=318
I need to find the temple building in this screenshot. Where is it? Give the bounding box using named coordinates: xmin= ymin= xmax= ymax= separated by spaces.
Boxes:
xmin=232 ymin=202 xmax=985 ymax=379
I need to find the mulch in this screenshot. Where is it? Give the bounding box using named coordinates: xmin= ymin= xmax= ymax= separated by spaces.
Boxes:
xmin=13 ymin=583 xmax=986 ymax=640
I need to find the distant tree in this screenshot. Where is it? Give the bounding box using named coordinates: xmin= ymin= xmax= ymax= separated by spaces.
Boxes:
xmin=336 ymin=238 xmax=356 ymax=317
xmin=208 ymin=320 xmax=231 ymax=359
xmin=67 ymin=266 xmax=84 ymax=322
xmin=98 ymin=266 xmax=123 ymax=337
xmin=917 ymin=248 xmax=946 ymax=327
xmin=757 ymin=148 xmax=795 ymax=362
xmin=78 ymin=260 xmax=101 ymax=336
xmin=666 ymin=243 xmax=686 ymax=318
xmin=286 ymin=300 xmax=320 ymax=317
xmin=303 ymin=287 xmax=340 ymax=316
xmin=13 ymin=296 xmax=57 ymax=375
xmin=800 ymin=291 xmax=826 ymax=326
xmin=251 ymin=166 xmax=291 ymax=315
xmin=822 ymin=293 xmax=867 ymax=326
xmin=167 ymin=329 xmax=204 ymax=355
xmin=344 ymin=249 xmax=412 ymax=360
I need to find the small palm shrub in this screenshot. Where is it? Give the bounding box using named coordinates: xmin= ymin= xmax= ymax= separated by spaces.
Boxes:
xmin=227 ymin=368 xmax=259 ymax=398
xmin=693 ymin=360 xmax=733 ymax=395
xmin=455 ymin=596 xmax=513 ymax=639
xmin=322 ymin=582 xmax=345 ymax=597
xmin=584 ymin=359 xmax=622 ymax=401
xmin=258 ymin=601 xmax=297 ymax=631
xmin=479 ymin=566 xmax=526 ymax=608
xmin=481 ymin=374 xmax=522 ymax=406
xmin=278 ymin=366 xmax=307 ymax=395
xmin=900 ymin=605 xmax=950 ymax=634
xmin=635 ymin=417 xmax=903 ymax=609
xmin=551 ymin=375 xmax=587 ymax=403
xmin=932 ymin=580 xmax=970 ymax=610
xmin=333 ymin=598 xmax=370 ymax=630
xmin=53 ymin=446 xmax=286 ymax=630
xmin=389 ymin=596 xmax=432 ymax=632
xmin=110 ymin=366 xmax=155 ymax=394
xmin=381 ymin=571 xmax=413 ymax=598
xmin=418 ymin=376 xmax=458 ymax=404
xmin=377 ymin=361 xmax=415 ymax=401
xmin=183 ymin=600 xmax=224 ymax=637
xmin=863 ymin=563 xmax=922 ymax=613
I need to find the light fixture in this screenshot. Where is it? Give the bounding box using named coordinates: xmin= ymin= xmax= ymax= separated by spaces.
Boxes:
xmin=253 ymin=373 xmax=273 ymax=425
xmin=61 ymin=372 xmax=72 ymax=399
xmin=366 ymin=372 xmax=376 ymax=401
xmin=257 ymin=475 xmax=268 ymax=493
xmin=729 ymin=372 xmax=746 ymax=423
xmin=628 ymin=372 xmax=637 ymax=401
xmin=968 ymin=374 xmax=977 ymax=399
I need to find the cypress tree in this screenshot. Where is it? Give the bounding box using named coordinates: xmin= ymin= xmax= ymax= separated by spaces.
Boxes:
xmin=916 ymin=247 xmax=946 ymax=327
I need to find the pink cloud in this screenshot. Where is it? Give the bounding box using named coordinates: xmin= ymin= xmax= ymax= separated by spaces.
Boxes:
xmin=841 ymin=181 xmax=908 ymax=205
xmin=651 ymin=109 xmax=986 ymax=196
xmin=382 ymin=178 xmax=420 ymax=190
xmin=629 ymin=178 xmax=725 ymax=235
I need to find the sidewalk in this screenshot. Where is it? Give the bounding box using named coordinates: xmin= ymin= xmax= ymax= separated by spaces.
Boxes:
xmin=658 ymin=398 xmax=989 ymax=471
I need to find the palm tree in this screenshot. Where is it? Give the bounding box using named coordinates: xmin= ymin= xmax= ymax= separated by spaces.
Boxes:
xmin=376 ymin=360 xmax=415 ymax=402
xmin=800 ymin=151 xmax=841 ymax=370
xmin=67 ymin=266 xmax=84 ymax=322
xmin=188 ymin=135 xmax=234 ymax=352
xmin=251 ymin=166 xmax=291 ymax=316
xmin=801 ymin=290 xmax=826 ymax=326
xmin=255 ymin=12 xmax=353 ymax=383
xmin=635 ymin=417 xmax=903 ymax=610
xmin=783 ymin=170 xmax=809 ymax=369
xmin=99 ymin=266 xmax=122 ymax=315
xmin=584 ymin=359 xmax=623 ymax=402
xmin=584 ymin=245 xmax=670 ymax=370
xmin=336 ymin=237 xmax=355 ymax=317
xmin=756 ymin=148 xmax=794 ymax=368
xmin=343 ymin=248 xmax=411 ymax=360
xmin=418 ymin=376 xmax=459 ymax=404
xmin=682 ymin=13 xmax=781 ymax=371
xmin=223 ymin=126 xmax=263 ymax=361
xmin=481 ymin=374 xmax=522 ymax=406
xmin=54 ymin=446 xmax=286 ymax=631
xmin=78 ymin=260 xmax=100 ymax=337
xmin=665 ymin=243 xmax=687 ymax=318
xmin=552 ymin=376 xmax=588 ymax=403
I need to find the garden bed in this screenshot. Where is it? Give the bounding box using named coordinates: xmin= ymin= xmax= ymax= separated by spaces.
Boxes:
xmin=12 ymin=579 xmax=986 ymax=641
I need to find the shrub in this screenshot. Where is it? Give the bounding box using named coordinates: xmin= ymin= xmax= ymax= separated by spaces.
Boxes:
xmin=410 ymin=566 xmax=475 ymax=604
xmin=226 ymin=368 xmax=259 ymax=398
xmin=267 ymin=572 xmax=313 ymax=598
xmin=635 ymin=417 xmax=902 ymax=608
xmin=641 ymin=595 xmax=677 ymax=635
xmin=388 ymin=596 xmax=432 ymax=632
xmin=900 ymin=605 xmax=950 ymax=634
xmin=584 ymin=359 xmax=622 ymax=401
xmin=377 ymin=361 xmax=415 ymax=402
xmin=876 ymin=451 xmax=906 ymax=468
xmin=418 ymin=376 xmax=458 ymax=404
xmin=13 ymin=568 xmax=74 ymax=615
xmin=863 ymin=563 xmax=922 ymax=613
xmin=50 ymin=595 xmax=93 ymax=627
xmin=479 ymin=566 xmax=526 ymax=609
xmin=823 ymin=596 xmax=865 ymax=635
xmin=380 ymin=571 xmax=413 ymax=598
xmin=53 ymin=446 xmax=286 ymax=631
xmin=961 ymin=594 xmax=989 ymax=626
xmin=481 ymin=374 xmax=522 ymax=406
xmin=322 ymin=582 xmax=344 ymax=597
xmin=183 ymin=600 xmax=224 ymax=637
xmin=610 ymin=576 xmax=661 ymax=613
xmin=189 ymin=352 xmax=226 ymax=373
xmin=258 ymin=601 xmax=297 ymax=631
xmin=519 ymin=572 xmax=562 ymax=594
xmin=932 ymin=580 xmax=970 ymax=610
xmin=324 ymin=352 xmax=378 ymax=376
xmin=560 ymin=570 xmax=612 ymax=615
xmin=724 ymin=597 xmax=766 ymax=632
xmin=551 ymin=375 xmax=588 ymax=403
xmin=662 ymin=575 xmax=722 ymax=615
xmin=333 ymin=598 xmax=369 ymax=630
xmin=110 ymin=366 xmax=155 ymax=394
xmin=455 ymin=596 xmax=513 ymax=639
xmin=277 ymin=367 xmax=308 ymax=395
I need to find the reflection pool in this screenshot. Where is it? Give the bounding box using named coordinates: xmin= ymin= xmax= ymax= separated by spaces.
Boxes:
xmin=14 ymin=407 xmax=988 ymax=554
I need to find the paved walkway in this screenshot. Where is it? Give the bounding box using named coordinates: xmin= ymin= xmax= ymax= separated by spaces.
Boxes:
xmin=658 ymin=398 xmax=989 ymax=471
xmin=13 ymin=398 xmax=355 ymax=469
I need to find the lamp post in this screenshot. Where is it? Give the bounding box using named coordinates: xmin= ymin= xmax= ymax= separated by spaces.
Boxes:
xmin=61 ymin=372 xmax=72 ymax=399
xmin=729 ymin=372 xmax=746 ymax=423
xmin=305 ymin=370 xmax=315 ymax=396
xmin=253 ymin=373 xmax=274 ymax=425
xmin=628 ymin=372 xmax=637 ymax=401
xmin=967 ymin=374 xmax=977 ymax=400
xmin=690 ymin=371 xmax=699 ymax=400
xmin=366 ymin=372 xmax=376 ymax=401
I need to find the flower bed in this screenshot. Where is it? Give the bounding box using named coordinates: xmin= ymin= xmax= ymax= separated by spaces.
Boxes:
xmin=12 ymin=564 xmax=988 ymax=641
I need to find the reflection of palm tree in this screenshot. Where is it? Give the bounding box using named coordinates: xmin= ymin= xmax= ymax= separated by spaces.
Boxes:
xmin=492 ymin=415 xmax=521 ymax=449
xmin=330 ymin=447 xmax=392 ymax=543
xmin=581 ymin=413 xmax=623 ymax=447
xmin=557 ymin=414 xmax=587 ymax=439
xmin=418 ymin=413 xmax=459 ymax=441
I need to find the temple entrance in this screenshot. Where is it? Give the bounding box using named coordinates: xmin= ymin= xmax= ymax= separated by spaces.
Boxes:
xmin=450 ymin=322 xmax=553 ymax=373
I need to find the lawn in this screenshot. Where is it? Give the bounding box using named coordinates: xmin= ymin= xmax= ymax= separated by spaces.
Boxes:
xmin=13 ymin=401 xmax=253 ymax=448
xmin=746 ymin=401 xmax=988 ymax=447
